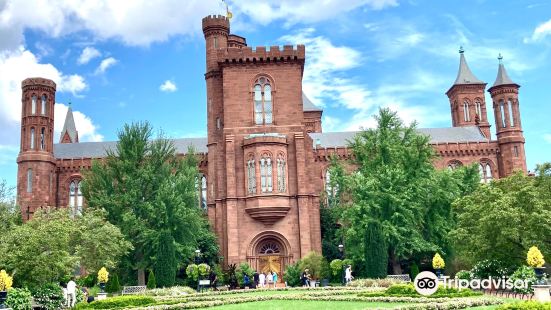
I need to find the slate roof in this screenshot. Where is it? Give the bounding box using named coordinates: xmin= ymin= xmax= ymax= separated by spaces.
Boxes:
xmin=53 ymin=137 xmax=208 ymax=159
xmin=302 ymin=93 xmax=322 ymax=112
xmin=60 ymin=107 xmax=78 ymax=143
xmin=309 ymin=126 xmax=489 ymax=148
xmin=452 ymin=51 xmax=484 ymax=85
xmin=492 ymin=62 xmax=517 ymax=87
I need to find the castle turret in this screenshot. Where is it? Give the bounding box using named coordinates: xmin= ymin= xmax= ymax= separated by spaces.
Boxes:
xmin=16 ymin=77 xmax=57 ymax=220
xmin=488 ymin=55 xmax=527 ymax=176
xmin=446 ymin=47 xmax=492 ymax=138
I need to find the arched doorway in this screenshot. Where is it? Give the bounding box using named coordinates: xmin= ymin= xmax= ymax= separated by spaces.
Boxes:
xmin=247 ymin=232 xmax=293 ymax=281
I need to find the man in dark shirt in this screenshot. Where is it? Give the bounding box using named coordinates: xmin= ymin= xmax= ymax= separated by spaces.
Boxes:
xmin=253 ymin=271 xmax=260 ymax=289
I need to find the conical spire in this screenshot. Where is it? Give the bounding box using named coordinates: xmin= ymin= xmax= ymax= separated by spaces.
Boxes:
xmin=453 ymin=47 xmax=484 ymax=85
xmin=60 ymin=103 xmax=79 ymax=143
xmin=492 ymin=54 xmax=517 ymax=87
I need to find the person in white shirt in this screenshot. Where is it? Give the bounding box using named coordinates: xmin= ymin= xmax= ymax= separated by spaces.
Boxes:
xmin=259 ymin=272 xmax=266 ymax=288
xmin=67 ymin=278 xmax=77 ymax=307
xmin=266 ymin=272 xmax=273 ymax=288
xmin=345 ymin=265 xmax=353 ymax=284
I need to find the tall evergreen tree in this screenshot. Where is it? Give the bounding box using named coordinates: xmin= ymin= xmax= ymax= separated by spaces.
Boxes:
xmin=155 ymin=230 xmax=176 ymax=287
xmin=364 ymin=220 xmax=387 ymax=278
xmin=146 ymin=269 xmax=157 ymax=289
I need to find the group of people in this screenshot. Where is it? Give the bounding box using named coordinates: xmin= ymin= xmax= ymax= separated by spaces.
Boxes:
xmin=243 ymin=270 xmax=278 ymax=288
xmin=300 ymin=265 xmax=353 ymax=287
xmin=60 ymin=277 xmax=95 ymax=308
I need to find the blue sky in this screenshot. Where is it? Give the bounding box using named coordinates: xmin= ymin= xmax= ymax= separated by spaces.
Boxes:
xmin=1 ymin=0 xmax=551 ymax=189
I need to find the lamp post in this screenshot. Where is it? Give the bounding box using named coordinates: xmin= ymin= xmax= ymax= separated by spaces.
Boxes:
xmin=338 ymin=244 xmax=345 ymax=285
xmin=195 ymin=249 xmax=201 ymax=292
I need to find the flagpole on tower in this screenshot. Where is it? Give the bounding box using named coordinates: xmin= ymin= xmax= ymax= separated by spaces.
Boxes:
xmin=221 ymin=0 xmax=233 ymax=19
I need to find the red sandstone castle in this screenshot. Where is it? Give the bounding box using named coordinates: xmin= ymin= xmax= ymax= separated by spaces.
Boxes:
xmin=16 ymin=15 xmax=527 ymax=275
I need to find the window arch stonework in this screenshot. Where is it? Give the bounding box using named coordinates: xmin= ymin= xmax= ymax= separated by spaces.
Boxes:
xmin=252 ymin=76 xmax=274 ymax=125
xmin=479 ymin=161 xmax=494 ymax=184
xmin=68 ymin=178 xmax=83 ymax=216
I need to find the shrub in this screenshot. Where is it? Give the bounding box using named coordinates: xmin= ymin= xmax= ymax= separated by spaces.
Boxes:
xmin=78 ymin=274 xmax=97 ymax=288
xmin=385 ymin=283 xmax=417 ymax=295
xmin=432 ymin=253 xmax=445 ymax=269
xmin=155 ymin=231 xmax=176 ymax=287
xmin=5 ymin=287 xmax=32 ymax=310
xmin=198 ymin=263 xmax=210 ymax=277
xmin=106 ymin=274 xmax=121 ymax=293
xmin=147 ymin=270 xmax=156 ymax=289
xmin=0 ymin=270 xmax=13 ymax=290
xmin=75 ymin=295 xmax=155 ymax=309
xmin=283 ymin=262 xmax=302 ymax=287
xmin=365 ymin=220 xmax=387 ymax=278
xmin=471 ymin=259 xmax=509 ymax=279
xmin=359 ymin=283 xmax=482 ymax=298
xmin=298 ymin=251 xmax=330 ymax=280
xmin=186 ymin=264 xmax=199 ymax=281
xmin=235 ymin=262 xmax=254 ymax=287
xmin=410 ymin=262 xmax=420 ymax=280
xmin=31 ymin=283 xmax=65 ymax=310
xmin=526 ymin=246 xmax=545 ymax=268
xmin=509 ymin=266 xmax=537 ymax=294
xmin=88 ymin=285 xmax=101 ymax=297
xmin=144 ymin=286 xmax=196 ymax=296
xmin=97 ymin=267 xmax=109 ymax=284
xmin=348 ymin=278 xmax=403 ymax=288
xmin=330 ymin=259 xmax=343 ymax=276
xmin=497 ymin=301 xmax=551 ymax=310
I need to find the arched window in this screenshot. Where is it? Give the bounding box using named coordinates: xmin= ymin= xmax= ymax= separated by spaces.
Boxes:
xmin=30 ymin=128 xmax=35 ymax=149
xmin=325 ymin=169 xmax=339 ymax=206
xmin=247 ymin=156 xmax=256 ymax=194
xmin=41 ymin=95 xmax=47 ymax=115
xmin=31 ymin=95 xmax=36 ymax=115
xmin=200 ymin=175 xmax=207 ymax=210
xmin=260 ymin=154 xmax=273 ymax=193
xmin=277 ymin=154 xmax=286 ymax=192
xmin=479 ymin=162 xmax=493 ymax=184
xmin=40 ymin=128 xmax=45 ymax=150
xmin=475 ymin=99 xmax=482 ymax=117
xmin=463 ymin=100 xmax=470 ymax=122
xmin=259 ymin=241 xmax=281 ymax=255
xmin=508 ymin=99 xmax=515 ymax=127
xmin=499 ymin=100 xmax=506 ymax=128
xmin=27 ymin=169 xmax=33 ymax=193
xmin=253 ymin=77 xmax=273 ymax=125
xmin=69 ymin=180 xmax=83 ymax=216
xmin=447 ymin=160 xmax=462 ymax=170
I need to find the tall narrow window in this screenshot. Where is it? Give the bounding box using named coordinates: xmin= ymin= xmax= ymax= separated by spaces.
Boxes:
xmin=40 ymin=128 xmax=45 ymax=150
xmin=277 ymin=154 xmax=286 ymax=192
xmin=41 ymin=95 xmax=47 ymax=115
xmin=479 ymin=163 xmax=493 ymax=183
xmin=213 ymin=37 xmax=218 ymax=48
xmin=69 ymin=180 xmax=83 ymax=216
xmin=49 ymin=171 xmax=53 ymax=194
xmin=508 ymin=99 xmax=515 ymax=127
xmin=260 ymin=154 xmax=273 ymax=193
xmin=30 ymin=128 xmax=35 ymax=149
xmin=499 ymin=100 xmax=506 ymax=128
xmin=247 ymin=157 xmax=256 ymax=194
xmin=325 ymin=170 xmax=339 ymax=206
xmin=463 ymin=100 xmax=470 ymax=122
xmin=475 ymin=99 xmax=482 ymax=117
xmin=253 ymin=77 xmax=273 ymax=125
xmin=27 ymin=169 xmax=32 ymax=193
xmin=31 ymin=95 xmax=36 ymax=115
xmin=514 ymin=146 xmax=519 ymax=157
xmin=200 ymin=175 xmax=207 ymax=210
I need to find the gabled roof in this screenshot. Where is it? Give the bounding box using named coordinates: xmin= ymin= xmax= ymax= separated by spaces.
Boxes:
xmin=60 ymin=106 xmax=78 ymax=143
xmin=452 ymin=50 xmax=484 ymax=86
xmin=302 ymin=92 xmax=322 ymax=112
xmin=492 ymin=57 xmax=517 ymax=87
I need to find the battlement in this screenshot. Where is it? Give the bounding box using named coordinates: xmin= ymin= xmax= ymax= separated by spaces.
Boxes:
xmin=217 ymin=45 xmax=305 ymax=64
xmin=22 ymin=77 xmax=56 ymax=90
xmin=202 ymin=15 xmax=230 ymax=34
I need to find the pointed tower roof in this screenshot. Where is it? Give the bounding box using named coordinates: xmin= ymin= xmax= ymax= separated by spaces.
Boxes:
xmin=60 ymin=104 xmax=79 ymax=143
xmin=492 ymin=54 xmax=517 ymax=87
xmin=453 ymin=47 xmax=484 ymax=85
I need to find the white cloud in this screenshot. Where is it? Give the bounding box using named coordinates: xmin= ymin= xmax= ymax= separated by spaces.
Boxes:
xmin=159 ymin=80 xmax=177 ymax=92
xmin=77 ymin=46 xmax=101 ymax=64
xmin=54 ymin=103 xmax=104 ymax=142
xmin=94 ymin=57 xmax=117 ymax=74
xmin=544 ymin=134 xmax=551 ymax=144
xmin=525 ymin=19 xmax=551 ymax=43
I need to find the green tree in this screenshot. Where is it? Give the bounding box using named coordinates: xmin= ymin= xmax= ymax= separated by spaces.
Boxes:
xmin=299 ymin=252 xmax=330 ymax=280
xmin=106 ymin=274 xmax=121 ymax=293
xmin=82 ymin=122 xmax=219 ymax=284
xmin=451 ymin=171 xmax=551 ymax=268
xmin=0 ymin=208 xmax=130 ymax=288
xmin=146 ymin=270 xmax=156 ymax=289
xmin=0 ymin=179 xmax=21 ymax=231
xmin=364 ymin=219 xmax=387 ymax=278
xmin=155 ymin=230 xmax=176 ymax=287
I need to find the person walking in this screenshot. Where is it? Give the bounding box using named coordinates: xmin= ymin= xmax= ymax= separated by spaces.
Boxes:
xmin=272 ymin=271 xmax=278 ymax=288
xmin=209 ymin=269 xmax=218 ymax=291
xmin=67 ymin=277 xmax=77 ymax=307
xmin=301 ymin=269 xmax=310 ymax=287
xmin=267 ymin=271 xmax=273 ymax=288
xmin=253 ymin=271 xmax=259 ymax=289
xmin=345 ymin=265 xmax=353 ymax=284
xmin=259 ymin=271 xmax=266 ymax=288
xmin=243 ymin=273 xmax=251 ymax=289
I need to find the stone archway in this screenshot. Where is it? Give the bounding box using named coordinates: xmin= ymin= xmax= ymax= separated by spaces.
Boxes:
xmin=246 ymin=231 xmax=292 ymax=281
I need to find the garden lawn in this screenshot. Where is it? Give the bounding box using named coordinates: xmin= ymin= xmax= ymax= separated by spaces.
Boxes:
xmin=209 ymin=300 xmax=406 ymax=309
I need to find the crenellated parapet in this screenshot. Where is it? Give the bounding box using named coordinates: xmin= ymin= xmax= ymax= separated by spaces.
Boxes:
xmin=202 ymin=15 xmax=230 ymax=37
xmin=217 ymin=45 xmax=305 ymax=64
xmin=22 ymin=77 xmax=57 ymax=90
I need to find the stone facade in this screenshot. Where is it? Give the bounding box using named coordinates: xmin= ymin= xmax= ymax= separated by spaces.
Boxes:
xmin=16 ymin=16 xmax=527 ymax=275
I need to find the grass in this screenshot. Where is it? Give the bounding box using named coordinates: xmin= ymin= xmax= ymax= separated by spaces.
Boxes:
xmin=208 ymin=300 xmax=406 ymax=309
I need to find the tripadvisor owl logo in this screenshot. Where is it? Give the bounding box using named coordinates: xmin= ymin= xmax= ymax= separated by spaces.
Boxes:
xmin=413 ymin=271 xmax=439 ymax=296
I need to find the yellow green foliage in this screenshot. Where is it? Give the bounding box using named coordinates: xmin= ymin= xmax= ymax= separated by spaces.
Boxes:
xmin=97 ymin=267 xmax=109 ymax=283
xmin=526 ymin=246 xmax=545 ymax=267
xmin=0 ymin=269 xmax=13 ymax=291
xmin=432 ymin=253 xmax=445 ymax=269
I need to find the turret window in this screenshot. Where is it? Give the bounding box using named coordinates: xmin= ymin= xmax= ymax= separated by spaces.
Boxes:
xmin=41 ymin=95 xmax=47 ymax=115
xmin=507 ymin=99 xmax=515 ymax=127
xmin=277 ymin=154 xmax=286 ymax=192
xmin=253 ymin=77 xmax=273 ymax=125
xmin=260 ymin=154 xmax=273 ymax=193
xmin=69 ymin=180 xmax=83 ymax=216
xmin=27 ymin=169 xmax=32 ymax=193
xmin=247 ymin=157 xmax=256 ymax=194
xmin=463 ymin=100 xmax=470 ymax=122
xmin=31 ymin=95 xmax=36 ymax=115
xmin=40 ymin=128 xmax=45 ymax=150
xmin=475 ymin=99 xmax=482 ymax=117
xmin=479 ymin=162 xmax=493 ymax=183
xmin=499 ymin=100 xmax=506 ymax=128
xmin=200 ymin=175 xmax=207 ymax=210
xmin=30 ymin=128 xmax=35 ymax=149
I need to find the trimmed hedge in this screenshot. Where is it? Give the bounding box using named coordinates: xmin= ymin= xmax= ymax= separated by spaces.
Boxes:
xmin=358 ymin=283 xmax=482 ymax=298
xmin=75 ymin=295 xmax=156 ymax=309
xmin=497 ymin=301 xmax=551 ymax=310
xmin=5 ymin=288 xmax=32 ymax=310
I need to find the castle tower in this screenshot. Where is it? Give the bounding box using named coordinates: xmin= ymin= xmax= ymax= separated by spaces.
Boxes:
xmin=446 ymin=48 xmax=492 ymax=138
xmin=488 ymin=55 xmax=527 ymax=176
xmin=16 ymin=78 xmax=57 ymax=220
xmin=59 ymin=105 xmax=79 ymax=143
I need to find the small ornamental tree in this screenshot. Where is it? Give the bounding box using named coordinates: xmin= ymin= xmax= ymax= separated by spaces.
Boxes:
xmin=106 ymin=274 xmax=121 ymax=293
xmin=329 ymin=259 xmax=343 ymax=276
xmin=97 ymin=267 xmax=109 ymax=284
xmin=155 ymin=230 xmax=176 ymax=287
xmin=146 ymin=270 xmax=156 ymax=289
xmin=365 ymin=220 xmax=387 ymax=278
xmin=186 ymin=264 xmax=199 ymax=281
xmin=432 ymin=253 xmax=445 ymax=270
xmin=410 ymin=262 xmax=420 ymax=280
xmin=0 ymin=270 xmax=13 ymax=291
xmin=526 ymin=246 xmax=545 ymax=267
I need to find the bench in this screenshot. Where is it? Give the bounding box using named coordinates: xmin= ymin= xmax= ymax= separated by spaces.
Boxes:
xmin=387 ymin=274 xmax=411 ymax=282
xmin=121 ymin=286 xmax=147 ymax=295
